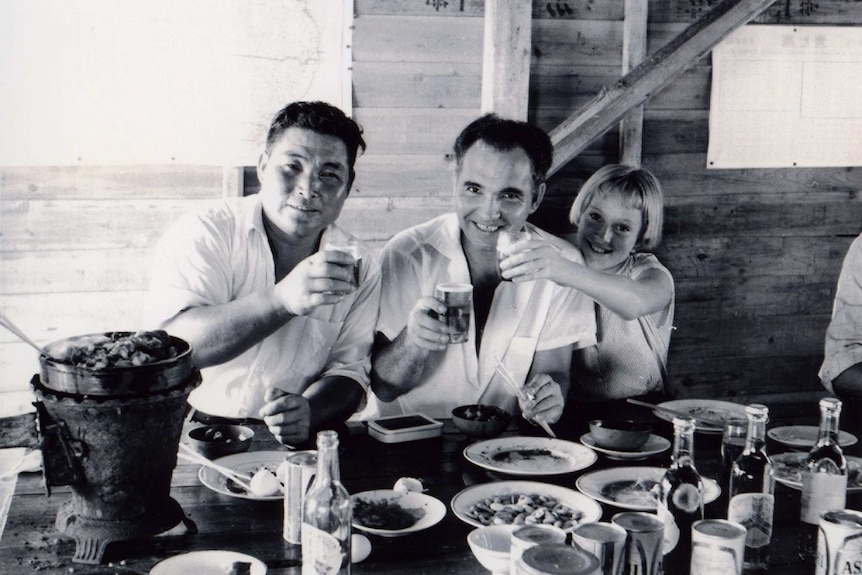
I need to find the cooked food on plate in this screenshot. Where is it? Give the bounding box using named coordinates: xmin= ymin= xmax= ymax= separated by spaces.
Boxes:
xmin=353 ymin=496 xmax=426 ymax=530
xmin=466 ymin=492 xmax=583 ymax=530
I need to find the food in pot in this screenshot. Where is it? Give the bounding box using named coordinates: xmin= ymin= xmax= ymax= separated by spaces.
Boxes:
xmin=466 ymin=492 xmax=583 ymax=530
xmin=51 ymin=330 xmax=179 ymax=369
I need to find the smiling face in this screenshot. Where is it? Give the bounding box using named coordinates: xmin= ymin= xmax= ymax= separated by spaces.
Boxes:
xmin=454 ymin=142 xmax=544 ymax=252
xmin=576 ymin=192 xmax=644 ymax=272
xmin=256 ymin=127 xmax=352 ymax=244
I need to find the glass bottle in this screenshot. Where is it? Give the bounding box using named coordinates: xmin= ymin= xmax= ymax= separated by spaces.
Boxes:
xmin=798 ymin=397 xmax=847 ymax=560
xmin=302 ymin=430 xmax=351 ymax=575
xmin=727 ymin=404 xmax=775 ymax=572
xmin=656 ymin=417 xmax=704 ymax=575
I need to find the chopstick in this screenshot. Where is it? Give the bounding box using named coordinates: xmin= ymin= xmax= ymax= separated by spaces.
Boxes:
xmin=0 ymin=311 xmax=51 ymax=358
xmin=626 ymin=398 xmax=724 ymax=429
xmin=495 ymin=362 xmax=557 ymax=438
xmin=177 ymin=443 xmax=253 ymax=490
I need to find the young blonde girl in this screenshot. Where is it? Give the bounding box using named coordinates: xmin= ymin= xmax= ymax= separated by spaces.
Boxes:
xmin=499 ymin=164 xmax=674 ymax=401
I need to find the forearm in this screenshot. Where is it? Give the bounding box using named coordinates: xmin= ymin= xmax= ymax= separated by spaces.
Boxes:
xmin=162 ymin=287 xmax=293 ymax=367
xmin=304 ymin=375 xmax=365 ymax=429
xmin=370 ymin=330 xmax=432 ymax=402
xmin=554 ymin=264 xmax=669 ymax=320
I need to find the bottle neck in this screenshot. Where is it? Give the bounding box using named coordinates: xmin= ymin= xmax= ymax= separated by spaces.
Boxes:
xmin=316 ymin=431 xmax=342 ymax=484
xmin=745 ymin=416 xmax=767 ymax=453
xmin=817 ymin=407 xmax=842 ymax=446
xmin=672 ymin=424 xmax=696 ymax=467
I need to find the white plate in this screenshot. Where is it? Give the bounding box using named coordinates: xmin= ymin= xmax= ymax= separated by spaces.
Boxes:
xmin=576 ymin=467 xmax=721 ymax=511
xmin=768 ymin=426 xmax=858 ymax=451
xmin=150 ymin=550 xmax=266 ymax=574
xmin=351 ymin=489 xmax=446 ymax=537
xmin=198 ymin=450 xmax=290 ymax=501
xmin=463 ymin=436 xmax=597 ymax=476
xmin=451 ymin=480 xmax=602 ymax=531
xmin=772 ymin=452 xmax=862 ymax=492
xmin=580 ymin=433 xmax=671 ymax=461
xmin=654 ymin=399 xmax=747 ymax=433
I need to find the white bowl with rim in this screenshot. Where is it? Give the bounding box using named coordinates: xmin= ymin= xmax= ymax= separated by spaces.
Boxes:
xmin=467 ymin=524 xmax=518 ymax=574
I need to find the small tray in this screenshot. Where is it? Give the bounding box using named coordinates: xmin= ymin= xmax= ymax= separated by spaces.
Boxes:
xmin=368 ymin=413 xmax=443 ymax=443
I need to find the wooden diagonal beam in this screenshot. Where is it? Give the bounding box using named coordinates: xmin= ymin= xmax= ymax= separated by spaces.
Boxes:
xmin=548 ymin=0 xmax=775 ymax=177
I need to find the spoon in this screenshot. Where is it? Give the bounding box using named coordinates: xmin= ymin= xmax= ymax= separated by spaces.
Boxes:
xmin=0 ymin=311 xmax=52 ymax=358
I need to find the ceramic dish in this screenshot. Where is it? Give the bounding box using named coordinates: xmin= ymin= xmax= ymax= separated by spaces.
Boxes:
xmin=580 ymin=433 xmax=671 ymax=461
xmin=149 ymin=550 xmax=267 ymax=574
xmin=463 ymin=436 xmax=597 ymax=476
xmin=575 ymin=467 xmax=721 ymax=511
xmin=198 ymin=450 xmax=289 ymax=501
xmin=772 ymin=452 xmax=862 ymax=492
xmin=351 ymin=489 xmax=446 ymax=537
xmin=768 ymin=426 xmax=858 ymax=451
xmin=451 ymin=480 xmax=602 ymax=531
xmin=654 ymin=399 xmax=747 ymax=433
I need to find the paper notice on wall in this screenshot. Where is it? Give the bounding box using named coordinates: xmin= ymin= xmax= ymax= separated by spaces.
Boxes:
xmin=0 ymin=0 xmax=350 ymax=166
xmin=708 ymin=25 xmax=862 ymax=169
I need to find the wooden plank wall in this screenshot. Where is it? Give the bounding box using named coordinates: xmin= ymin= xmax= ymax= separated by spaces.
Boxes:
xmin=2 ymin=1 xmax=861 ymax=409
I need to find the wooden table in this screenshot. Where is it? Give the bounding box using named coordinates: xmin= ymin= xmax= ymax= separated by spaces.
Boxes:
xmin=1 ymin=400 xmax=859 ymax=575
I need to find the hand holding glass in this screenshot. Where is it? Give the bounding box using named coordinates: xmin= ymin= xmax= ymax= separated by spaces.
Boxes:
xmin=324 ymin=240 xmax=362 ymax=286
xmin=496 ymin=229 xmax=531 ymax=281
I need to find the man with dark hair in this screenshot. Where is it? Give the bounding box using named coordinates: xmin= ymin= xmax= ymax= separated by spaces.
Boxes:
xmin=146 ymin=101 xmax=381 ymax=445
xmin=367 ymin=114 xmax=596 ymax=427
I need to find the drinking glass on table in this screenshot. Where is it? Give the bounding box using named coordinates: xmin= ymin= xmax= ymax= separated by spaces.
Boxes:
xmin=497 ymin=228 xmax=531 ymax=281
xmin=433 ymin=283 xmax=473 ymax=343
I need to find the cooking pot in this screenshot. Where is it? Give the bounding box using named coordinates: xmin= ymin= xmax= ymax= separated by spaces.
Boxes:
xmin=0 ymin=331 xmax=201 ymax=564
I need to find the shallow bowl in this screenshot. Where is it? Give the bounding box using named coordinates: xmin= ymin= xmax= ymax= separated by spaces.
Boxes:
xmin=187 ymin=424 xmax=254 ymax=459
xmin=452 ymin=404 xmax=511 ymax=438
xmin=589 ymin=419 xmax=652 ymax=451
xmin=467 ymin=524 xmax=517 ymax=575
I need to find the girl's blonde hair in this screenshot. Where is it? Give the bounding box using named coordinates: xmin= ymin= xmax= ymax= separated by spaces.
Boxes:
xmin=568 ymin=164 xmax=665 ymax=251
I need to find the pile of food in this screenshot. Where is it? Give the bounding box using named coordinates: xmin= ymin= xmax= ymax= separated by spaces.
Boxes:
xmin=459 ymin=404 xmax=508 ymax=422
xmin=466 ymin=492 xmax=583 ymax=530
xmin=353 ymin=496 xmax=426 ymax=530
xmin=51 ymin=330 xmax=179 ymax=369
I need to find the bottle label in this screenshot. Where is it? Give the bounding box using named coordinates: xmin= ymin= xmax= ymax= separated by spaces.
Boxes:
xmin=301 ymin=524 xmax=345 ymax=575
xmin=655 ymin=502 xmax=679 ymax=554
xmin=728 ymin=493 xmax=774 ymax=548
xmin=801 ymin=473 xmax=848 ymax=525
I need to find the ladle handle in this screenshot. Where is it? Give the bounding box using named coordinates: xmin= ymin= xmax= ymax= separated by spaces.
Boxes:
xmin=0 ymin=311 xmax=50 ymax=358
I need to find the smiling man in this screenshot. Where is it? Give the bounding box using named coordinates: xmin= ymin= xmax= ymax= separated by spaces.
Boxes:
xmin=145 ymin=102 xmax=381 ymax=446
xmin=367 ymin=115 xmax=596 ymax=427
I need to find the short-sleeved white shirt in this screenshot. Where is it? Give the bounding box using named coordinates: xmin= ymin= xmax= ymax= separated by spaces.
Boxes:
xmin=144 ymin=195 xmax=381 ymax=418
xmin=820 ymin=233 xmax=862 ymax=393
xmin=368 ymin=213 xmax=597 ymax=419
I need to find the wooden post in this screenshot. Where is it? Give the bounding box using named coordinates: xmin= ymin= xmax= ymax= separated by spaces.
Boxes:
xmin=619 ymin=0 xmax=648 ymax=167
xmin=549 ymin=0 xmax=775 ymax=177
xmin=481 ymin=0 xmax=532 ymax=120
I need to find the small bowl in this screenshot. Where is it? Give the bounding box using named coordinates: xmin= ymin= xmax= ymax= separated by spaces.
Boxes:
xmin=187 ymin=424 xmax=254 ymax=459
xmin=452 ymin=404 xmax=512 ymax=438
xmin=467 ymin=524 xmax=517 ymax=575
xmin=589 ymin=419 xmax=652 ymax=451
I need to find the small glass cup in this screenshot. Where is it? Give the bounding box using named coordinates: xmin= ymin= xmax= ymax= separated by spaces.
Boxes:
xmin=721 ymin=418 xmax=747 ymax=479
xmin=433 ymin=283 xmax=472 ymax=343
xmin=324 ymin=240 xmax=362 ymax=286
xmin=496 ymin=229 xmax=531 ymax=281
xmin=690 ymin=519 xmax=747 ymax=575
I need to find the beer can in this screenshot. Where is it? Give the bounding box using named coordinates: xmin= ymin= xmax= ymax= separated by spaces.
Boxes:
xmin=282 ymin=450 xmax=317 ymax=544
xmin=611 ymin=512 xmax=664 ymax=575
xmin=509 ymin=524 xmax=566 ymax=575
xmin=816 ymin=509 xmax=862 ymax=575
xmin=514 ymin=543 xmax=600 ymax=575
xmin=572 ymin=522 xmax=627 ymax=575
xmin=690 ymin=519 xmax=746 ymax=575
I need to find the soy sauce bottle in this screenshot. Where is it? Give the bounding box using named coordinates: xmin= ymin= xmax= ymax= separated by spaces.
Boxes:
xmin=302 ymin=430 xmax=351 ymax=575
xmin=656 ymin=417 xmax=704 ymax=575
xmin=727 ymin=404 xmax=775 ymax=572
xmin=798 ymin=397 xmax=847 ymax=561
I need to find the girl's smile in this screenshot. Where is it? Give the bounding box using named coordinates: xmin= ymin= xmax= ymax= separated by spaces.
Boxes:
xmin=577 ymin=193 xmax=644 ymax=272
